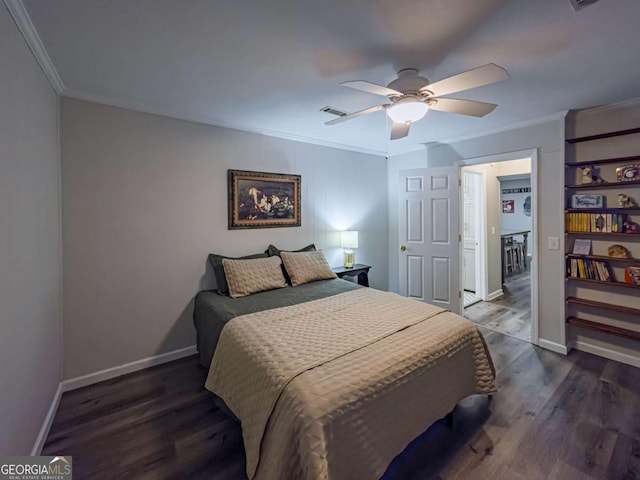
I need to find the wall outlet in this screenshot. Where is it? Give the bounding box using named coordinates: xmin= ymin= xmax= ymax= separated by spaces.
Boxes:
xmin=548 ymin=237 xmax=559 ymax=250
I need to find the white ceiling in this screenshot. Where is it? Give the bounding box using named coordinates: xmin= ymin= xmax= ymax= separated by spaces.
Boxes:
xmin=21 ymin=0 xmax=640 ymax=156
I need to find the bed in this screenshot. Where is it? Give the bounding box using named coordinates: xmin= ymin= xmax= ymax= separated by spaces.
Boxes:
xmin=194 ymin=273 xmax=496 ymax=480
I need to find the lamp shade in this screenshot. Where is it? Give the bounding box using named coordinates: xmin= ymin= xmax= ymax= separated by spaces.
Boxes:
xmin=387 ymin=98 xmax=429 ymax=123
xmin=340 ymin=231 xmax=359 ymax=249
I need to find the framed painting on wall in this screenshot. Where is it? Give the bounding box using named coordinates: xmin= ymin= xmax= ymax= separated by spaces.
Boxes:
xmin=228 ymin=169 xmax=301 ymax=229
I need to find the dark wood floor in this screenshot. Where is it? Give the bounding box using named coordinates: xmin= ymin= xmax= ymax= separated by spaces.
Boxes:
xmin=43 ymin=330 xmax=640 ymax=479
xmin=465 ymin=267 xmax=532 ymax=342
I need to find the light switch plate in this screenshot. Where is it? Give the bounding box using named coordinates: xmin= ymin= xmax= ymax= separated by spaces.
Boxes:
xmin=548 ymin=237 xmax=559 ymax=250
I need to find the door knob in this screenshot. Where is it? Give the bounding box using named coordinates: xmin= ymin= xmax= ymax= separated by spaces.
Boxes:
xmin=400 ymin=245 xmax=407 ymax=251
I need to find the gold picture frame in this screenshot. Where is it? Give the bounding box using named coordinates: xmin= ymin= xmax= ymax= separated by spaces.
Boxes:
xmin=228 ymin=169 xmax=301 ymax=230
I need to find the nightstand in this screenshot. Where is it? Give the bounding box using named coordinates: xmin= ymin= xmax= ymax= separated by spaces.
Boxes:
xmin=332 ymin=264 xmax=371 ymax=287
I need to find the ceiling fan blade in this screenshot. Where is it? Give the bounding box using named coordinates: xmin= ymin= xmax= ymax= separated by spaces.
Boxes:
xmin=429 ymin=98 xmax=498 ymax=117
xmin=324 ymin=104 xmax=388 ymax=125
xmin=390 ymin=121 xmax=410 ymax=140
xmin=421 ymin=63 xmax=508 ymax=97
xmin=342 ymin=80 xmax=403 ymax=98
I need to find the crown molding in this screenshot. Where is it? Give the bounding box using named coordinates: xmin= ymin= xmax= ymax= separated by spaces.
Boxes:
xmin=4 ymin=0 xmax=64 ymax=93
xmin=62 ymin=88 xmax=389 ymax=158
xmin=437 ymin=110 xmax=569 ymax=145
xmin=574 ymin=96 xmax=640 ymax=114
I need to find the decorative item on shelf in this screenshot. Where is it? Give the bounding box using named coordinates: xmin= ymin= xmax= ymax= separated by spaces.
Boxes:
xmin=607 ymin=244 xmax=632 ymax=258
xmin=618 ymin=193 xmax=638 ymax=207
xmin=616 ymin=164 xmax=640 ymax=182
xmin=572 ymin=239 xmax=591 ymax=255
xmin=340 ymin=230 xmax=359 ymax=268
xmin=571 ymin=194 xmax=604 ymax=208
xmin=580 ymin=165 xmax=606 ymax=185
xmin=624 ymin=266 xmax=640 ymax=285
xmin=624 ymin=219 xmax=640 ymax=233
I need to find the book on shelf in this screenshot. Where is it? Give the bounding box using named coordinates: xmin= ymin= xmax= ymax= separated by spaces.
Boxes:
xmin=566 ymin=257 xmax=614 ymax=282
xmin=565 ymin=212 xmax=627 ymax=232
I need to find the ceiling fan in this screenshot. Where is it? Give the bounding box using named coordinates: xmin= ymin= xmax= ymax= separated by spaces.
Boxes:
xmin=325 ymin=63 xmax=509 ymax=140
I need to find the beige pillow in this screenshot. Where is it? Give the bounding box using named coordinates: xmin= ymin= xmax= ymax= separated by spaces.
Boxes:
xmin=222 ymin=256 xmax=287 ymax=298
xmin=280 ymin=250 xmax=337 ymax=287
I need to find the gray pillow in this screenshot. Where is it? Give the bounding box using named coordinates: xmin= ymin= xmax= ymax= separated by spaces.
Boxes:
xmin=208 ymin=252 xmax=269 ymax=296
xmin=266 ymin=243 xmax=316 ymax=257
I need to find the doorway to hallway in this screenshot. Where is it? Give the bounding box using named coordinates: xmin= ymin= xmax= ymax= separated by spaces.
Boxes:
xmin=460 ymin=156 xmax=535 ymax=343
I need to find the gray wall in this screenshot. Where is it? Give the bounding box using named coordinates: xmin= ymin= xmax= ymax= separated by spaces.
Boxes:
xmin=61 ymin=98 xmax=388 ymax=379
xmin=388 ymin=119 xmax=566 ymax=347
xmin=0 ymin=5 xmax=62 ymax=454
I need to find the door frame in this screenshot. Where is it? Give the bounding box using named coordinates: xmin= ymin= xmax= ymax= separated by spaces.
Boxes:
xmin=456 ymin=148 xmax=539 ymax=345
xmin=462 ymin=169 xmax=487 ymax=300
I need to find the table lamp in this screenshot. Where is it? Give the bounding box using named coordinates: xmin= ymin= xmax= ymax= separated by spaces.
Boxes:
xmin=340 ymin=231 xmax=359 ymax=268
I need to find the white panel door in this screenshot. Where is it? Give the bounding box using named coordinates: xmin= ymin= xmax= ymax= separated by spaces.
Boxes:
xmin=398 ymin=167 xmax=461 ymax=314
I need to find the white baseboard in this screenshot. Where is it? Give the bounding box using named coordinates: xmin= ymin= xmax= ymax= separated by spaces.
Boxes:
xmin=31 ymin=383 xmax=63 ymax=456
xmin=538 ymin=338 xmax=568 ymax=355
xmin=61 ymin=344 xmax=197 ymax=392
xmin=570 ymin=340 xmax=640 ymax=368
xmin=485 ymin=289 xmax=504 ymax=301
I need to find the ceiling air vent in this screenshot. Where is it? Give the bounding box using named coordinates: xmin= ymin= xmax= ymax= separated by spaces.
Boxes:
xmin=569 ymin=0 xmax=600 ymax=11
xmin=320 ymin=106 xmax=347 ymax=117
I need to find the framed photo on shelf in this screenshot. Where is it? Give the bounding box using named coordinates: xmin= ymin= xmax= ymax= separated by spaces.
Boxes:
xmin=571 ymin=194 xmax=604 ymax=209
xmin=616 ymin=164 xmax=640 ymax=182
xmin=572 ymin=238 xmax=591 ymax=255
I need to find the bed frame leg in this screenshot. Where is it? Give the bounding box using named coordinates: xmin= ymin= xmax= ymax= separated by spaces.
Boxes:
xmin=445 ymin=411 xmax=454 ymax=429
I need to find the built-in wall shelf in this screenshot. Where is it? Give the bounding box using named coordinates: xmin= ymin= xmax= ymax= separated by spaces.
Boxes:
xmin=565 ymin=120 xmax=640 ymax=364
xmin=567 ymin=316 xmax=640 ymax=341
xmin=565 ymin=207 xmax=640 ymax=213
xmin=566 ymin=180 xmax=640 ymax=190
xmin=566 ymin=253 xmax=638 ymax=263
xmin=566 ymin=231 xmax=640 ymax=237
xmin=565 ymin=155 xmax=640 ymax=167
xmin=567 ymin=276 xmax=640 ymax=289
xmin=566 ymin=296 xmax=640 ymax=316
xmin=566 ymin=127 xmax=640 ymax=144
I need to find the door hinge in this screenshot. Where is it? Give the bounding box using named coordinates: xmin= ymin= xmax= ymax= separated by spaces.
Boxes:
xmin=459 ymin=234 xmax=462 ymax=242
xmin=458 ymin=178 xmax=461 ymax=187
xmin=458 ymin=291 xmax=462 ymax=298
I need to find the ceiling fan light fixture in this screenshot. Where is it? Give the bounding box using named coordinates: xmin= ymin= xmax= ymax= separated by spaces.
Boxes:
xmin=387 ymin=98 xmax=429 ymax=123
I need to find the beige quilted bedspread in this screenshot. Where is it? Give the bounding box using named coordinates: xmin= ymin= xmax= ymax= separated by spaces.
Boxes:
xmin=205 ymin=288 xmax=496 ymax=480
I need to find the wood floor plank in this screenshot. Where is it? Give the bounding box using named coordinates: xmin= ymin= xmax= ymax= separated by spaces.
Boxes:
xmin=547 ymin=460 xmax=593 ymax=480
xmin=560 ymin=420 xmax=617 ymax=479
xmin=605 ymin=433 xmax=640 ymax=479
